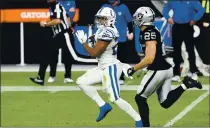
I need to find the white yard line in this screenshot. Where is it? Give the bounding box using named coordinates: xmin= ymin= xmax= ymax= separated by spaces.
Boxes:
xmin=1 ymin=85 xmax=209 ymax=92
xmin=1 ymin=64 xmax=97 ymax=72
xmin=163 ymin=90 xmax=210 ymax=127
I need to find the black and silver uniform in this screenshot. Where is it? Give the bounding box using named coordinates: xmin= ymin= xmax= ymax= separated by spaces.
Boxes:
xmin=49 ymin=2 xmax=69 ymax=37
xmin=140 ymin=25 xmax=171 ymax=70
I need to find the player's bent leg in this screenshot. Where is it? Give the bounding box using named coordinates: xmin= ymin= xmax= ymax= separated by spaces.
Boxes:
xmin=76 ymin=67 xmax=102 ymax=85
xmin=76 ymin=68 xmax=104 ymax=107
xmin=159 ymin=86 xmax=185 ymax=109
xmin=77 ymin=84 xmax=111 ymax=123
xmin=157 ymin=68 xmax=202 ymax=109
xmin=103 ymin=64 xmax=142 ymax=127
xmin=76 ymin=68 xmax=112 ymax=122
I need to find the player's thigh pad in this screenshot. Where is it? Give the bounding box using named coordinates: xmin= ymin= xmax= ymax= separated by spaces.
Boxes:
xmin=102 ymin=64 xmax=122 ymax=102
xmin=156 ymin=68 xmax=173 ymax=103
xmin=137 ymin=70 xmax=167 ymax=98
xmin=76 ymin=67 xmax=102 ymax=85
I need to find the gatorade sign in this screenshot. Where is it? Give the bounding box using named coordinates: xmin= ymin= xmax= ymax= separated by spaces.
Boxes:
xmin=20 ymin=11 xmax=50 ymax=19
xmin=0 ymin=8 xmax=79 ymax=23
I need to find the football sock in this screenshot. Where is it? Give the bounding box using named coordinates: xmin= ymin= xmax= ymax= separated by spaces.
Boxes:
xmin=160 ymin=85 xmax=185 ymax=108
xmin=135 ymin=94 xmax=150 ymax=127
xmin=114 ymin=98 xmax=141 ymax=121
xmin=78 ymin=84 xmax=105 ymax=107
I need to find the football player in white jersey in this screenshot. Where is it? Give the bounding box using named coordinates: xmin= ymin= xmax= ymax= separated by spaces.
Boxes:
xmin=76 ymin=7 xmax=142 ymax=127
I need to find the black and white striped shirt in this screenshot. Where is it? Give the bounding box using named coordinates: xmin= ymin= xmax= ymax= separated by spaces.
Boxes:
xmin=49 ymin=2 xmax=69 ymax=37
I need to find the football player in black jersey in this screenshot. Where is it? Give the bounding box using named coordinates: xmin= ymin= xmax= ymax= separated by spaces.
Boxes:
xmin=124 ymin=7 xmax=203 ymax=127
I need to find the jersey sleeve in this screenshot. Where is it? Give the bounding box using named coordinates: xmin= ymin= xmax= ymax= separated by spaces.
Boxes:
xmin=142 ymin=28 xmax=158 ymax=42
xmin=97 ymin=29 xmax=115 ymax=43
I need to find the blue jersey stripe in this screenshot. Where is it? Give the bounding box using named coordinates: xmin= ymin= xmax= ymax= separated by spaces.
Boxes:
xmin=109 ymin=66 xmax=118 ymax=100
xmin=114 ymin=64 xmax=120 ymax=96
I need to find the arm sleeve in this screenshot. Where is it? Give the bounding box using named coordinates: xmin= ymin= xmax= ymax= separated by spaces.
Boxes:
xmin=162 ymin=2 xmax=172 ymax=20
xmin=123 ymin=4 xmax=133 ymax=22
xmin=192 ymin=1 xmax=205 ymax=21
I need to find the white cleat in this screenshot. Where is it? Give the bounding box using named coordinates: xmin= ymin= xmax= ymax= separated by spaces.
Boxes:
xmin=48 ymin=77 xmax=56 ymax=83
xmin=64 ymin=78 xmax=74 ymax=83
xmin=119 ymin=80 xmax=124 ymax=85
xmin=172 ymin=75 xmax=181 ymax=82
xmin=191 ymin=73 xmax=198 ymax=81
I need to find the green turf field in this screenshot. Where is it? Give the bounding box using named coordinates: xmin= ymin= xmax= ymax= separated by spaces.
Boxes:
xmin=1 ymin=71 xmax=210 ymax=86
xmin=1 ymin=71 xmax=210 ymax=127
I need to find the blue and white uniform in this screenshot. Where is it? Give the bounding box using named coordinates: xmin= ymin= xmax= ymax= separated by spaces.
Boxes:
xmin=77 ymin=26 xmax=127 ymax=102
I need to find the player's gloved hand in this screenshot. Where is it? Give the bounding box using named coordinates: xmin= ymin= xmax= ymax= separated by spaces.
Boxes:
xmin=122 ymin=64 xmax=135 ymax=79
xmin=75 ymin=30 xmax=87 ymax=44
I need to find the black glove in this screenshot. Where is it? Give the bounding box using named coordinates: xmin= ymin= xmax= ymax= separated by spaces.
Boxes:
xmin=127 ymin=67 xmax=135 ymax=76
xmin=88 ymin=35 xmax=95 ymax=47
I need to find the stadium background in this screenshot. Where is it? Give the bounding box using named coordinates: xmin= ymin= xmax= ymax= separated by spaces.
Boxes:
xmin=1 ymin=0 xmax=209 ymax=127
xmin=1 ymin=0 xmax=164 ymax=64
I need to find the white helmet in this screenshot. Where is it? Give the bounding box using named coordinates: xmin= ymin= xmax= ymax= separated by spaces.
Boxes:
xmin=133 ymin=7 xmax=155 ymax=27
xmin=95 ymin=7 xmax=116 ymax=28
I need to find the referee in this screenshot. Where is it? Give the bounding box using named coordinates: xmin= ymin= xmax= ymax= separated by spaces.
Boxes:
xmin=163 ymin=0 xmax=205 ymax=81
xmin=30 ymin=0 xmax=74 ymax=85
xmin=48 ymin=0 xmax=76 ymax=83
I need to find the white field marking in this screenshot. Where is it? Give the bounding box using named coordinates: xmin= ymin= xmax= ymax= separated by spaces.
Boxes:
xmin=163 ymin=90 xmax=210 ymax=127
xmin=1 ymin=64 xmax=99 ymax=72
xmin=1 ymin=64 xmax=136 ymax=72
xmin=1 ymin=85 xmax=209 ymax=92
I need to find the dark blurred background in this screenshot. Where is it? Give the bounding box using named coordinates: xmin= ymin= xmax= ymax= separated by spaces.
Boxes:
xmin=1 ymin=0 xmax=162 ymax=64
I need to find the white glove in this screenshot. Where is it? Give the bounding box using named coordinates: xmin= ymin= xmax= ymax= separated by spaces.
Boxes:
xmin=122 ymin=63 xmax=134 ymax=79
xmin=75 ymin=30 xmax=87 ymax=44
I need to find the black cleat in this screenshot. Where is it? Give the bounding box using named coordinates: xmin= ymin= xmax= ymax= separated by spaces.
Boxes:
xmin=182 ymin=76 xmax=202 ymax=89
xmin=29 ymin=77 xmax=44 ymax=86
